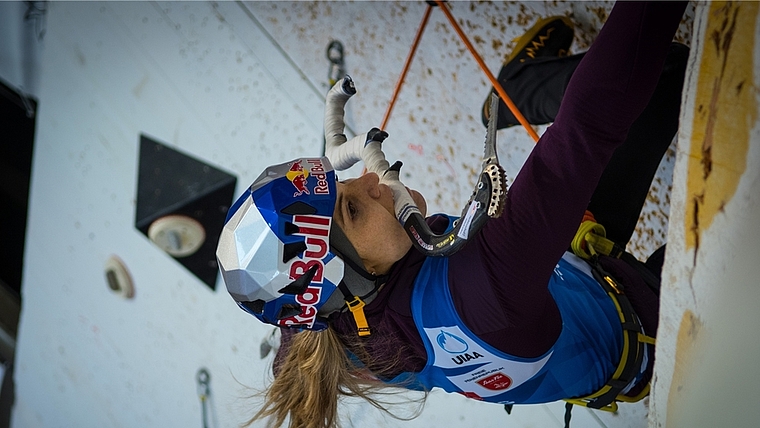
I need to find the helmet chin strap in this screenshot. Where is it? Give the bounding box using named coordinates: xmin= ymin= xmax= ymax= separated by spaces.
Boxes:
xmin=318 ymin=224 xmax=387 ymax=336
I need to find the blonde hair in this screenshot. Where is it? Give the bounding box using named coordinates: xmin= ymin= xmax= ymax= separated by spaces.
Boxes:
xmin=248 ymin=326 xmax=424 ymax=428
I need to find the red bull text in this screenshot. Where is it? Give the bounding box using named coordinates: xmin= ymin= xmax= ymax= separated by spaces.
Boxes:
xmin=278 ymin=214 xmax=331 ymax=328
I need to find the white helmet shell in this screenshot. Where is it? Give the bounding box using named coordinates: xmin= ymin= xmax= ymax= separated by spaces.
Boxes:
xmin=216 ymin=157 xmax=345 ymax=331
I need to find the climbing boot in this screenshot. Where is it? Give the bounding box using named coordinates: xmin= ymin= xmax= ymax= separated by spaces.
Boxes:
xmin=482 ymin=16 xmax=575 ymax=128
xmin=507 ymin=16 xmax=574 ymax=63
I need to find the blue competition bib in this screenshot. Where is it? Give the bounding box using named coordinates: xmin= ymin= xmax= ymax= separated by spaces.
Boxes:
xmin=406 ymin=253 xmax=623 ymax=404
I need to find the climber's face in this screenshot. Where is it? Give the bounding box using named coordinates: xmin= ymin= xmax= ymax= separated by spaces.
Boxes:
xmin=334 ymin=172 xmax=426 ymax=275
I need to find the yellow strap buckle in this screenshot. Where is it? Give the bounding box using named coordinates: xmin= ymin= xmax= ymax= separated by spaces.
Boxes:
xmin=347 ymin=296 xmax=371 ymax=337
xmin=604 ymin=274 xmax=623 ymax=294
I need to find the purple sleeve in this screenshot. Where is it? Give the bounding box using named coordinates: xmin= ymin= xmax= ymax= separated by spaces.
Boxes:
xmin=450 ymin=2 xmax=687 ymax=357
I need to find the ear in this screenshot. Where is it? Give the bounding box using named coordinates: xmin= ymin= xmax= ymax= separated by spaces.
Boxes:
xmin=361 ymin=257 xmax=376 ymax=276
xmin=363 ymin=257 xmax=394 ymax=277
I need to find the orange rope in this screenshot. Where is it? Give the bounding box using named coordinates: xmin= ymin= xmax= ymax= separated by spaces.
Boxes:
xmin=434 ymin=0 xmax=540 ymax=143
xmin=381 ymin=4 xmax=433 ymax=130
xmin=364 ymin=1 xmax=539 ymax=176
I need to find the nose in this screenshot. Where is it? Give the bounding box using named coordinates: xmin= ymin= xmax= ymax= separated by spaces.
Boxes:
xmin=357 ymin=172 xmax=382 ymax=199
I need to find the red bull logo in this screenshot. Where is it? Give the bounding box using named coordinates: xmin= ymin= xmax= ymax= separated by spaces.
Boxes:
xmin=278 ymin=285 xmax=323 ymax=328
xmin=286 ymin=160 xmax=310 ymax=197
xmin=285 ymin=159 xmax=331 ymax=197
xmin=277 ymin=214 xmax=331 ymax=328
xmin=307 ymin=159 xmax=330 ymax=195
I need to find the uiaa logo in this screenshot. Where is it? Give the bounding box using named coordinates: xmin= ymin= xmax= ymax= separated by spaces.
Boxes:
xmin=436 ymin=330 xmax=468 ymax=354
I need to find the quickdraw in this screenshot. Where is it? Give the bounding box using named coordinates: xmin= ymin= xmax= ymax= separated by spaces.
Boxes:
xmin=196 ymin=368 xmax=211 ymax=428
xmin=326 ymin=40 xmax=346 ymax=87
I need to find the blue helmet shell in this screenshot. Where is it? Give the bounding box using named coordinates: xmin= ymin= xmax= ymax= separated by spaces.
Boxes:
xmin=216 ymin=157 xmax=344 ymax=331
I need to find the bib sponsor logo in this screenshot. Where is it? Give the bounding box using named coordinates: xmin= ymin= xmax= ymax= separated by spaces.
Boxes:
xmin=475 ymin=372 xmax=512 ymax=391
xmin=278 ymin=214 xmax=331 ymax=328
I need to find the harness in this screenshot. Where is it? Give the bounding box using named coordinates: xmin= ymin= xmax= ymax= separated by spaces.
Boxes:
xmin=562 ymin=212 xmax=657 ymax=426
xmin=346 ymin=207 xmax=656 ymax=424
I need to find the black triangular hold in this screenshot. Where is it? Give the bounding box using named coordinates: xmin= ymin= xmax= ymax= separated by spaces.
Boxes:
xmin=0 ymin=79 xmax=37 ymax=297
xmin=135 ymin=135 xmax=236 ymax=230
xmin=241 ymin=299 xmax=266 ymax=315
xmin=277 ymin=304 xmax=302 ymax=320
xmin=278 ymin=264 xmax=319 ymax=295
xmin=282 ymin=241 xmax=307 ymax=263
xmin=134 ymin=134 xmax=237 ymax=290
xmin=281 ymin=201 xmax=317 ymax=216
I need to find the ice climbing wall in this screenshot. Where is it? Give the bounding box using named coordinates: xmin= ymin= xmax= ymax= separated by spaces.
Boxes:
xmin=6 ymin=2 xmax=698 ymax=427
xmin=650 ymin=2 xmax=760 ymax=428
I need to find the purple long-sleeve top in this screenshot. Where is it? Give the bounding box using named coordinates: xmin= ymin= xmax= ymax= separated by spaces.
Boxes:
xmin=329 ymin=1 xmax=686 ymax=393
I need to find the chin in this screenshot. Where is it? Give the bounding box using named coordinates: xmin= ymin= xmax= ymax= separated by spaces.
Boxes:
xmin=409 ymin=189 xmax=427 ymax=217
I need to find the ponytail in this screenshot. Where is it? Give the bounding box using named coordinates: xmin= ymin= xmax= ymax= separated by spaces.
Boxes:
xmin=248 ymin=326 xmax=420 ymax=428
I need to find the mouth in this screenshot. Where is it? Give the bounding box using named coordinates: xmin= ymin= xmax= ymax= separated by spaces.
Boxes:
xmin=384 ymin=185 xmax=415 ymax=202
xmin=382 ymin=183 xmax=425 ymax=213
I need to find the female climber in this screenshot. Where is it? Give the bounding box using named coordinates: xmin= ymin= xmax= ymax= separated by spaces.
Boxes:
xmin=216 ymin=2 xmax=688 ymax=427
